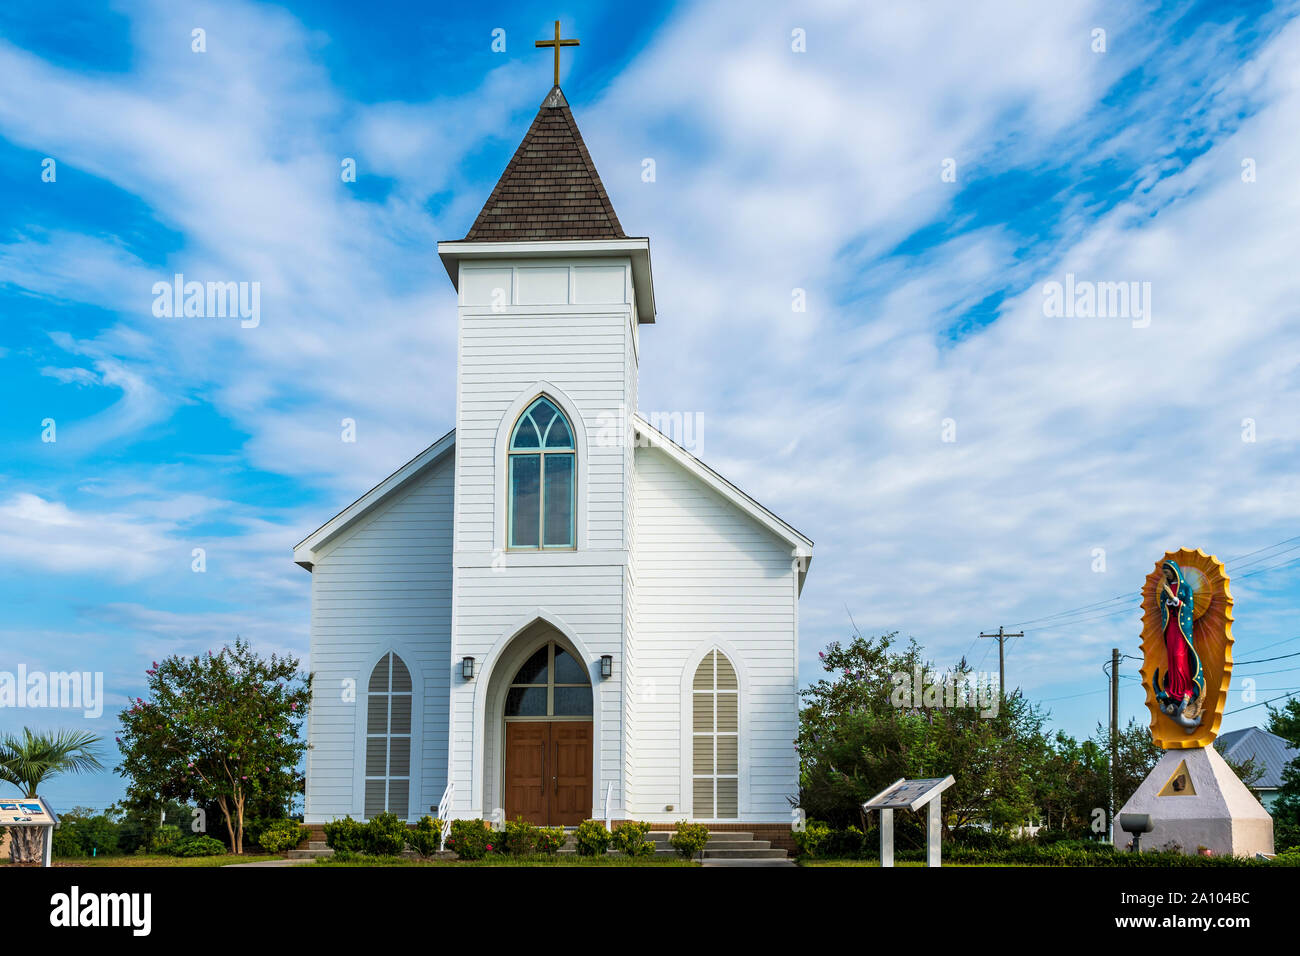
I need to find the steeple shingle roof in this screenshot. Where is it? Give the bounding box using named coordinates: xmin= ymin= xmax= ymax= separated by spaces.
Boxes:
xmin=464 ymin=86 xmax=626 ymax=241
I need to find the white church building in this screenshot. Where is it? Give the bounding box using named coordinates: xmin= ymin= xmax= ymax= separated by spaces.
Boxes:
xmin=294 ymin=84 xmax=813 ymax=833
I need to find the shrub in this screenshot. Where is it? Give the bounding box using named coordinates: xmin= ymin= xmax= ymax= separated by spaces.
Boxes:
xmin=152 ymin=824 xmax=183 ymax=855
xmin=574 ymin=819 xmax=611 ymax=856
xmin=171 ymin=835 xmax=226 ymax=857
xmin=668 ymin=821 xmax=710 ymax=859
xmin=365 ymin=812 xmax=409 ymax=856
xmin=446 ymin=819 xmax=494 ymax=860
xmin=52 ymin=823 xmax=87 ymax=858
xmin=503 ymin=817 xmax=540 ymax=856
xmin=612 ymin=820 xmax=655 ymax=857
xmin=323 ymin=816 xmax=367 ymax=853
xmin=52 ymin=809 xmax=123 ymax=858
xmin=822 ymin=824 xmax=867 ymax=857
xmin=406 ymin=816 xmax=442 ymax=858
xmin=535 ymin=826 xmax=566 ymax=854
xmin=258 ymin=819 xmax=308 ymax=854
xmin=791 ymin=820 xmax=831 ymax=858
xmin=950 ymin=827 xmax=1013 ymax=850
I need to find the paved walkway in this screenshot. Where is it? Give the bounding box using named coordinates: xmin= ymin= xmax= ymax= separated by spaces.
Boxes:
xmin=224 ymin=858 xmax=304 ymax=867
xmin=700 ymin=858 xmax=796 ymax=867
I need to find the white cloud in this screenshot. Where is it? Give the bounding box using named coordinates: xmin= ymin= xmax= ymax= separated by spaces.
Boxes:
xmin=0 ymin=493 xmax=178 ymax=578
xmin=0 ymin=0 xmax=1296 ymax=746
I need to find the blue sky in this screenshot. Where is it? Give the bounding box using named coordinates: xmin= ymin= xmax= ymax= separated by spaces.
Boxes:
xmin=1 ymin=0 xmax=1298 ymax=811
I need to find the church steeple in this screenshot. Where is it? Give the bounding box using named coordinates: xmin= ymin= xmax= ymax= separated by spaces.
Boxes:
xmin=463 ymin=85 xmax=626 ymax=242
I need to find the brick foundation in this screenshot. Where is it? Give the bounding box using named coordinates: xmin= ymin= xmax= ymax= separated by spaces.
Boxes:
xmin=639 ymin=822 xmax=797 ymax=853
xmin=307 ymin=821 xmax=796 ymax=853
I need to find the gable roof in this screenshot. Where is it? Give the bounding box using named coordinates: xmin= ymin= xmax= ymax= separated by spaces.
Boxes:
xmin=631 ymin=414 xmax=814 ymax=590
xmin=1216 ymin=726 xmax=1299 ymax=790
xmin=464 ymin=86 xmax=627 ymax=241
xmin=292 ymin=417 xmax=816 ymax=589
xmin=292 ymin=429 xmax=455 ymax=570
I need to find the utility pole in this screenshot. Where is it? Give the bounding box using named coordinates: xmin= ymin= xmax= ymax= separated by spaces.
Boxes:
xmin=978 ymin=626 xmax=1024 ymax=699
xmin=1109 ymin=647 xmax=1120 ymax=843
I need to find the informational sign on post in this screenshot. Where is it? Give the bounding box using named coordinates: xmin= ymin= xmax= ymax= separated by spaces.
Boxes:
xmin=863 ymin=776 xmax=955 ymax=868
xmin=1 ymin=796 xmax=59 ymax=867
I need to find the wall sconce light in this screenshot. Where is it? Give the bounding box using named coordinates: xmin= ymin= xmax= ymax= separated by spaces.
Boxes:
xmin=462 ymin=657 xmax=475 ymax=680
xmin=600 ymin=655 xmax=613 ymax=678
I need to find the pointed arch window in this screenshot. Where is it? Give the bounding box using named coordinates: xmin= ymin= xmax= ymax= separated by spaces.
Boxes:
xmin=508 ymin=397 xmax=576 ymax=549
xmin=504 ymin=641 xmax=592 ymax=718
xmin=365 ymin=652 xmax=412 ymax=819
xmin=692 ymin=650 xmax=739 ymax=819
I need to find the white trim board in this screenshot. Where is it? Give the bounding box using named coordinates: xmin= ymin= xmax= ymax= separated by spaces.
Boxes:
xmin=437 ymin=238 xmax=656 ymax=325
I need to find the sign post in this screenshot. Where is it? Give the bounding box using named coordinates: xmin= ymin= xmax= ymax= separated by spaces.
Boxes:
xmin=1 ymin=796 xmax=59 ymax=867
xmin=862 ymin=776 xmax=955 ymax=868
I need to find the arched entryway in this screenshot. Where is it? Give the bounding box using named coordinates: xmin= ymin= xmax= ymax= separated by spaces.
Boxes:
xmin=487 ymin=623 xmax=594 ymax=826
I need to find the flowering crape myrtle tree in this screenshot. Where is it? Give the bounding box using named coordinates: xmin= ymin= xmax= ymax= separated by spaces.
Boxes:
xmin=115 ymin=639 xmax=311 ymax=854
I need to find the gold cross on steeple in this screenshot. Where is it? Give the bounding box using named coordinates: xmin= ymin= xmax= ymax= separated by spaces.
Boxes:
xmin=535 ymin=19 xmax=579 ymax=87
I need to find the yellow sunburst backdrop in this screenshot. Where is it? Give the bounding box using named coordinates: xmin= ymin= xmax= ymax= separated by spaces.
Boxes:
xmin=1139 ymin=548 xmax=1234 ymax=749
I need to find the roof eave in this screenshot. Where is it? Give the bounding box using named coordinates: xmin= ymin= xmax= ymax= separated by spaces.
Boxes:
xmin=630 ymin=414 xmax=814 ymax=565
xmin=292 ymin=429 xmax=456 ymax=570
xmin=437 ymin=238 xmax=656 ymax=324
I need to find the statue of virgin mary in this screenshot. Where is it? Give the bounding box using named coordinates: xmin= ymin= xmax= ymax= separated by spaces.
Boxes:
xmin=1151 ymin=559 xmax=1205 ymax=730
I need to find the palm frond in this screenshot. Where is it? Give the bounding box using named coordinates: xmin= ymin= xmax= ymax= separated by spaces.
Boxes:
xmin=0 ymin=727 xmax=104 ymax=797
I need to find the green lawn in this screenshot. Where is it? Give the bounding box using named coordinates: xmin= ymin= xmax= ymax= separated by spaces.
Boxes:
xmin=800 ymin=859 xmax=1024 ymax=867
xmin=2 ymin=854 xmax=281 ymax=867
xmin=314 ymin=854 xmax=697 ymax=867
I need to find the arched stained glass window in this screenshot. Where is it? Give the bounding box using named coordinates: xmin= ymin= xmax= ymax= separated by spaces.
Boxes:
xmin=508 ymin=397 xmax=576 ymax=549
xmin=692 ymin=650 xmax=738 ymax=819
xmin=504 ymin=642 xmax=592 ymax=717
xmin=365 ymin=652 xmax=412 ymax=819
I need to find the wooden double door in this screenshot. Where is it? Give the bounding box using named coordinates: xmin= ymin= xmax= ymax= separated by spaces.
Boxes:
xmin=504 ymin=721 xmax=592 ymax=826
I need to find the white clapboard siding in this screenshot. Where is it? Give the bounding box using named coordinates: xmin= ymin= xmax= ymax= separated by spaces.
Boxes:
xmin=304 ymin=454 xmax=454 ymax=823
xmin=454 ymin=300 xmax=633 ymax=555
xmin=448 ymin=259 xmax=637 ymax=818
xmin=451 ymin=565 xmax=626 ymax=815
xmin=628 ymin=445 xmax=799 ymax=822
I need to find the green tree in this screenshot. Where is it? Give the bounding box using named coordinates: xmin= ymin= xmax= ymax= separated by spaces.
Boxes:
xmin=1030 ymin=730 xmax=1108 ymax=834
xmin=1090 ymin=718 xmax=1162 ymax=822
xmin=796 ymin=630 xmax=1047 ymax=837
xmin=0 ymin=728 xmax=103 ymax=863
xmin=1266 ymin=698 xmax=1300 ymax=850
xmin=115 ymin=639 xmax=311 ymax=854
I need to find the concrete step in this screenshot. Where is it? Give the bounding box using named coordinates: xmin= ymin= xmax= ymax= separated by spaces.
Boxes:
xmin=308 ymin=841 xmax=328 ymax=851
xmin=286 ymin=847 xmax=335 ymax=860
xmin=701 ymin=848 xmax=789 ymax=859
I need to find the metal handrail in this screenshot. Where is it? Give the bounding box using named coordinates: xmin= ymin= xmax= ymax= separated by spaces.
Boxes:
xmin=437 ymin=781 xmax=454 ymax=851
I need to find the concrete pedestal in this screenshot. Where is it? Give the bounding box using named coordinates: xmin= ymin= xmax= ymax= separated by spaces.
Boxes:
xmin=1114 ymin=745 xmax=1273 ymax=857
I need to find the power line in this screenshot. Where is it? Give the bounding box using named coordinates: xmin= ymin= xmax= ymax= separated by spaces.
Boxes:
xmin=1011 ymin=594 xmax=1132 ymax=628
xmin=1234 ymin=664 xmax=1300 ymax=678
xmin=1022 ymin=605 xmax=1136 ymax=633
xmin=1234 ymin=650 xmax=1300 ymax=666
xmin=1227 ymin=541 xmax=1300 ymax=572
xmin=1224 ymin=690 xmax=1300 ymax=716
xmin=1222 ymin=535 xmax=1300 ymax=565
xmin=1237 ymin=554 xmax=1300 ymax=580
xmin=1239 ymin=634 xmax=1300 ymax=656
xmin=1008 ymin=534 xmax=1300 ymax=632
